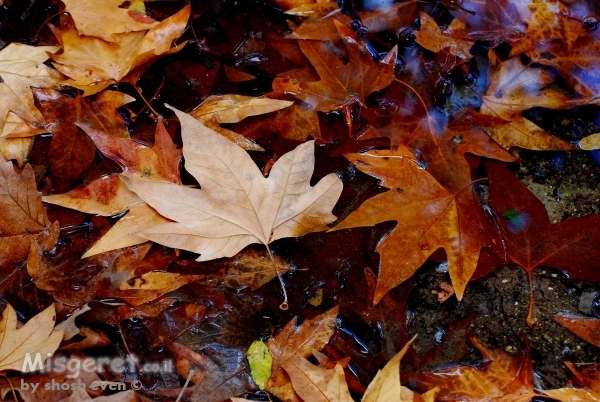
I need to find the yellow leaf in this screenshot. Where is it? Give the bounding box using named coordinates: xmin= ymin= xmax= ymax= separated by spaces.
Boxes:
xmin=247 ymin=340 xmax=273 ymax=390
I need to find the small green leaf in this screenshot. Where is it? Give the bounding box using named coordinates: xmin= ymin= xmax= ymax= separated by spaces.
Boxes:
xmin=128 ymin=0 xmax=146 ymax=13
xmin=247 ymin=340 xmax=272 ymax=390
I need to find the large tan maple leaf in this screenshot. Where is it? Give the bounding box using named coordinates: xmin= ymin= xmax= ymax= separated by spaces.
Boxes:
xmin=122 ymin=106 xmax=343 ymax=262
xmin=0 ymin=43 xmax=60 ymax=138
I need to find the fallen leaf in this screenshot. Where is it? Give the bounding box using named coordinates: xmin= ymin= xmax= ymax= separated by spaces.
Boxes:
xmin=50 ymin=6 xmax=190 ymax=94
xmin=81 ymin=202 xmax=168 ymax=258
xmin=0 ymin=303 xmax=63 ymax=372
xmin=362 ymin=335 xmax=418 ymax=402
xmin=552 ymin=314 xmax=600 ymax=347
xmin=33 ymin=88 xmax=135 ymax=192
xmin=44 ymin=174 xmax=142 ymax=216
xmin=61 ymin=0 xmax=157 ymax=42
xmin=486 ymin=160 xmax=600 ymax=325
xmin=480 ymin=53 xmax=580 ymax=150
xmin=55 ymin=303 xmax=91 ymax=340
xmin=122 ymin=106 xmax=343 ymax=261
xmin=0 ymin=43 xmax=60 ymax=138
xmin=283 ymin=356 xmax=354 ymax=402
xmin=0 ymin=160 xmax=51 ymax=268
xmin=247 ymin=340 xmax=273 ymax=390
xmin=268 ymin=306 xmax=339 ymax=373
xmin=199 ymin=247 xmax=294 ymax=291
xmin=415 ymin=12 xmax=474 ymax=60
xmin=535 ymin=37 xmax=600 ymax=97
xmin=402 ymin=338 xmax=536 ymax=401
xmin=580 ymin=133 xmax=600 ymax=150
xmin=189 ymin=94 xmax=293 ymax=151
xmin=331 ymin=148 xmax=492 ymax=303
xmin=82 ymin=118 xmax=181 ymax=183
xmin=0 ymin=113 xmax=47 ymax=166
xmin=296 ymin=21 xmax=397 ymax=112
xmin=541 ymin=362 xmax=600 ymax=401
xmin=266 ymin=306 xmax=339 ymax=401
xmin=507 ymin=0 xmax=587 ymax=56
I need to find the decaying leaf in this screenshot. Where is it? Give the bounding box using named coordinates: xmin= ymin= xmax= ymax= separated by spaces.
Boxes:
xmin=247 ymin=340 xmax=273 ymax=390
xmin=157 ymin=338 xmax=251 ymax=402
xmin=0 ymin=303 xmax=63 ymax=372
xmin=122 ymin=106 xmax=343 ymax=261
xmin=33 ymin=88 xmax=135 ymax=192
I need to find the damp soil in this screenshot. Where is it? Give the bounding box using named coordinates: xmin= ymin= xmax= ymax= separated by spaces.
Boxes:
xmin=1 ymin=0 xmax=600 ymax=399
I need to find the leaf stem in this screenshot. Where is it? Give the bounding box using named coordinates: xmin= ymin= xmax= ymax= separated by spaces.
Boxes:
xmin=175 ymin=369 xmax=195 ymax=402
xmin=266 ymin=247 xmax=289 ymax=310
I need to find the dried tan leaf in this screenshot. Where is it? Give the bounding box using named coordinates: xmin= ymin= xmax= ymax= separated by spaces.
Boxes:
xmin=190 ymin=94 xmax=293 ymax=151
xmin=61 ymin=0 xmax=157 ymax=42
xmin=122 ymin=106 xmax=343 ymax=261
xmin=0 ymin=43 xmax=60 ymax=136
xmin=0 ymin=303 xmax=63 ymax=372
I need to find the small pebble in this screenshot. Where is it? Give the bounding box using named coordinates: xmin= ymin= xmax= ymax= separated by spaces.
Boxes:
xmin=502 ymin=279 xmax=508 ymax=283
xmin=505 ymin=345 xmax=513 ymax=351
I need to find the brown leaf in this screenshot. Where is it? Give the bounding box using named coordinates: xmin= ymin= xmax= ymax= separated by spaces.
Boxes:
xmin=0 ymin=160 xmax=51 ymax=268
xmin=480 ymin=53 xmax=581 ymax=150
xmin=415 ymin=12 xmax=474 ymax=60
xmin=282 ymin=356 xmax=354 ymax=402
xmin=267 ymin=306 xmax=339 ymax=373
xmin=553 ymin=314 xmax=600 ymax=347
xmin=403 ymin=338 xmax=536 ymax=401
xmin=44 ymin=174 xmax=142 ymax=217
xmin=33 ymin=88 xmax=135 ymax=192
xmin=189 ymin=94 xmax=293 ymax=151
xmin=81 ymin=118 xmax=182 ymax=184
xmin=332 ymin=148 xmax=491 ymax=302
xmin=296 ymin=21 xmax=397 ymax=112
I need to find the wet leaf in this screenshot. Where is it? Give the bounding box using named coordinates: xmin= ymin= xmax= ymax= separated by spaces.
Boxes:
xmin=553 ymin=314 xmax=600 ymax=347
xmin=332 ymin=148 xmax=492 ymax=303
xmin=541 ymin=362 xmax=600 ymax=401
xmin=296 ymin=21 xmax=397 ymax=112
xmin=189 ymin=94 xmax=292 ymax=151
xmin=486 ymin=160 xmax=600 ymax=324
xmin=402 ymin=338 xmax=536 ymax=401
xmin=415 ymin=12 xmax=474 ymax=60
